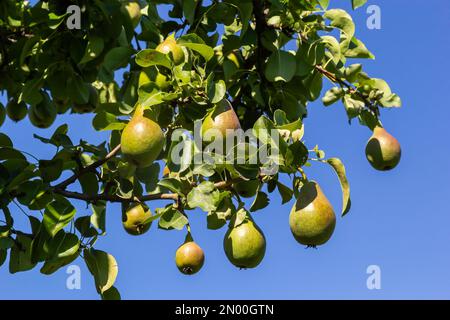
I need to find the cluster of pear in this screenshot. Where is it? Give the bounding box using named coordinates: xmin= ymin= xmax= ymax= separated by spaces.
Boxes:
xmin=116 ymin=34 xmax=402 ymax=274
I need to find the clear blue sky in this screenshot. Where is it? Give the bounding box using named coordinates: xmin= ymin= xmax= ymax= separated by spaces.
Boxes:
xmin=1 ymin=0 xmax=450 ymax=299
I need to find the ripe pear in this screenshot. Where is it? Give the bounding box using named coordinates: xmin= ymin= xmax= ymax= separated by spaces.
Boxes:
xmin=201 ymin=99 xmax=241 ymax=145
xmin=175 ymin=241 xmax=205 ymax=275
xmin=121 ymin=104 xmax=165 ymax=168
xmin=0 ymin=103 xmax=5 ymax=127
xmin=6 ymin=99 xmax=28 ymax=122
xmin=124 ymin=1 xmax=141 ymax=28
xmin=28 ymin=94 xmax=57 ymax=129
xmin=289 ymin=181 xmax=336 ymax=247
xmin=224 ymin=220 xmax=266 ymax=269
xmin=122 ymin=203 xmax=152 ymax=235
xmin=233 ymin=180 xmax=259 ymax=198
xmin=73 ymin=85 xmax=98 ymax=114
xmin=365 ymin=126 xmax=401 ymax=171
xmin=156 ymin=36 xmax=185 ymax=65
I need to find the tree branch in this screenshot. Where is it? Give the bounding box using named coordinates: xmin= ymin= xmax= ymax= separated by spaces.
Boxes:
xmin=53 ymin=144 xmax=122 ymax=190
xmin=53 ymin=178 xmax=247 ymax=204
xmin=314 ymin=65 xmax=379 ymax=115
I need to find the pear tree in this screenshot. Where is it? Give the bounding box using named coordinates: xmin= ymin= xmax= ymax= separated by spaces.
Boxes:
xmin=0 ymin=0 xmax=401 ymax=299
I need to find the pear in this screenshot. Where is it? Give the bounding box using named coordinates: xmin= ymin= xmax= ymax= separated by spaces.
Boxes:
xmin=6 ymin=99 xmax=28 ymax=122
xmin=156 ymin=36 xmax=185 ymax=65
xmin=365 ymin=126 xmax=401 ymax=171
xmin=175 ymin=241 xmax=205 ymax=275
xmin=54 ymin=98 xmax=71 ymax=114
xmin=0 ymin=103 xmax=5 ymax=127
xmin=122 ymin=203 xmax=152 ymax=235
xmin=224 ymin=220 xmax=266 ymax=269
xmin=289 ymin=181 xmax=336 ymax=247
xmin=121 ymin=104 xmax=165 ymax=168
xmin=233 ymin=180 xmax=259 ymax=198
xmin=73 ymin=85 xmax=98 ymax=114
xmin=28 ymin=94 xmax=57 ymax=129
xmin=124 ymin=1 xmax=141 ymax=28
xmin=201 ymin=99 xmax=241 ymax=145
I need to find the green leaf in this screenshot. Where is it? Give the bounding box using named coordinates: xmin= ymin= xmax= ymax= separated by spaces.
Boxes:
xmin=207 ymin=197 xmax=234 ymax=230
xmin=322 ymin=87 xmax=344 ymax=106
xmin=39 ymin=159 xmax=63 ymax=183
xmin=187 ymin=181 xmax=220 ymax=212
xmin=178 ymin=34 xmax=214 ymax=61
xmin=103 ymin=47 xmax=133 ymax=72
xmin=43 ymin=197 xmax=76 ymax=237
xmin=182 ymin=0 xmax=199 ymax=23
xmin=40 ymin=232 xmax=80 ymax=275
xmin=135 ymin=49 xmax=171 ymax=68
xmin=91 ymin=202 xmax=107 ymax=234
xmin=277 ymin=182 xmax=293 ymax=204
xmin=352 ymin=0 xmax=368 ymax=9
xmin=345 ymin=37 xmax=374 ymax=59
xmin=157 ymin=205 xmax=188 ymax=230
xmin=75 ymin=216 xmax=98 ymax=238
xmin=265 ymin=50 xmax=297 ymax=82
xmin=0 ymin=249 xmax=6 ymax=267
xmin=9 ymin=234 xmax=37 ymax=273
xmin=158 ymin=178 xmax=185 ymax=196
xmin=326 ymin=158 xmax=351 ymax=216
xmin=343 ymin=95 xmax=365 ymax=119
xmin=92 ymin=112 xmax=126 ymax=131
xmin=84 ymin=248 xmax=119 ymax=294
xmin=80 ymin=36 xmax=104 ymax=64
xmin=318 ymin=0 xmax=330 ymax=10
xmin=324 ymin=9 xmax=355 ymax=52
xmin=79 ymin=172 xmax=99 ymax=196
xmin=206 ymin=75 xmax=226 ymax=104
xmin=250 ymin=191 xmax=269 ymax=212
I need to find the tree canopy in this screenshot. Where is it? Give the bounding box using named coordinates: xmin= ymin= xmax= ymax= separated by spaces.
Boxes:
xmin=0 ymin=0 xmax=401 ymax=299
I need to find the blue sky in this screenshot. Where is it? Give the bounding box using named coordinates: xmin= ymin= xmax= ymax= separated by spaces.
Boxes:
xmin=1 ymin=0 xmax=450 ymax=299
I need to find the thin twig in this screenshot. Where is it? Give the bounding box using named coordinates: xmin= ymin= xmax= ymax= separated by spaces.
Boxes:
xmin=53 ymin=144 xmax=121 ymax=190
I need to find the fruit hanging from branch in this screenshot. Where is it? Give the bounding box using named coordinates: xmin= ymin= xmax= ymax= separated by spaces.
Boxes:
xmin=0 ymin=0 xmax=403 ymax=299
xmin=365 ymin=126 xmax=402 ymax=171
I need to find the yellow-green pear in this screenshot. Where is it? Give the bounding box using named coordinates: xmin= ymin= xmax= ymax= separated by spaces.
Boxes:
xmin=365 ymin=126 xmax=401 ymax=171
xmin=125 ymin=1 xmax=142 ymax=28
xmin=201 ymin=99 xmax=241 ymax=144
xmin=289 ymin=181 xmax=336 ymax=247
xmin=73 ymin=85 xmax=98 ymax=114
xmin=175 ymin=241 xmax=205 ymax=275
xmin=156 ymin=35 xmax=185 ymax=65
xmin=121 ymin=104 xmax=164 ymax=168
xmin=28 ymin=94 xmax=57 ymax=129
xmin=122 ymin=203 xmax=152 ymax=235
xmin=224 ymin=219 xmax=266 ymax=269
xmin=6 ymin=99 xmax=28 ymax=122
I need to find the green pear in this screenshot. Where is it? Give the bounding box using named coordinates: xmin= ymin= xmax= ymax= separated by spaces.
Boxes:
xmin=54 ymin=97 xmax=71 ymax=114
xmin=365 ymin=126 xmax=401 ymax=171
xmin=6 ymin=99 xmax=28 ymax=122
xmin=122 ymin=203 xmax=152 ymax=235
xmin=124 ymin=1 xmax=141 ymax=28
xmin=201 ymin=99 xmax=241 ymax=145
xmin=289 ymin=181 xmax=336 ymax=247
xmin=28 ymin=94 xmax=57 ymax=129
xmin=175 ymin=241 xmax=205 ymax=275
xmin=156 ymin=35 xmax=185 ymax=65
xmin=233 ymin=180 xmax=259 ymax=198
xmin=0 ymin=103 xmax=5 ymax=127
xmin=224 ymin=219 xmax=266 ymax=269
xmin=121 ymin=104 xmax=164 ymax=168
xmin=72 ymin=85 xmax=98 ymax=114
